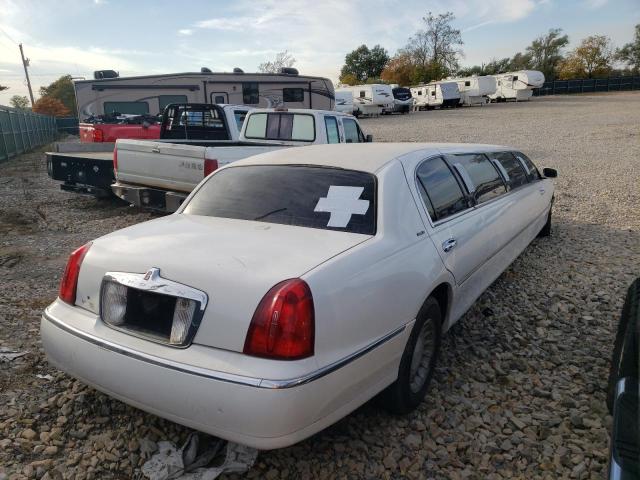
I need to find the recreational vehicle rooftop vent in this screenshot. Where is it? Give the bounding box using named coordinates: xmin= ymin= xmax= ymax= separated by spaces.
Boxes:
xmin=93 ymin=70 xmax=119 ymax=80
xmin=280 ymin=67 xmax=299 ymax=75
xmin=201 ymin=67 xmax=212 ymax=73
xmin=233 ymin=67 xmax=244 ymax=74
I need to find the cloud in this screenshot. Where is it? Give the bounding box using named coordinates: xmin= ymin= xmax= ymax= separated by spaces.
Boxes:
xmin=195 ymin=17 xmax=249 ymax=31
xmin=178 ymin=29 xmax=193 ymax=36
xmin=584 ymin=0 xmax=608 ymax=8
xmin=93 ymin=0 xmax=108 ymax=5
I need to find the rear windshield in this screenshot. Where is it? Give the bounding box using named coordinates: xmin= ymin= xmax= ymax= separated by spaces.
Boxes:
xmin=183 ymin=165 xmax=376 ymax=235
xmin=244 ymin=113 xmax=315 ymax=142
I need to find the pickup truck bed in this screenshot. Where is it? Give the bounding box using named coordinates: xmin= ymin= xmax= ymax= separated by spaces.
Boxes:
xmin=46 ymin=151 xmax=114 ymax=197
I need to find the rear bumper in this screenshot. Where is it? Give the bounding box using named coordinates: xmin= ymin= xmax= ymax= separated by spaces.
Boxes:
xmin=41 ymin=303 xmax=408 ymax=449
xmin=111 ymin=182 xmax=187 ymax=212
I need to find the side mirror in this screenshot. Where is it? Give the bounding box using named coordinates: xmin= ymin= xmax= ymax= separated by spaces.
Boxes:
xmin=365 ymin=134 xmax=373 ymax=143
xmin=542 ymin=167 xmax=557 ymax=178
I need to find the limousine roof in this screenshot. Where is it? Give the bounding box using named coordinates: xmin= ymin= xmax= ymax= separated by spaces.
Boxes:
xmin=234 ymin=143 xmax=515 ymax=173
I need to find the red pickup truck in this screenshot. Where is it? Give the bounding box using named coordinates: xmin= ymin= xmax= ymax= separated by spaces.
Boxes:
xmin=79 ymin=122 xmax=161 ymax=143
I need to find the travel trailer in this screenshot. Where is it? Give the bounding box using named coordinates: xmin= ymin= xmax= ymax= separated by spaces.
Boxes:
xmin=411 ymin=82 xmax=461 ymax=110
xmin=489 ymin=70 xmax=545 ymax=102
xmin=450 ymin=76 xmax=496 ymax=106
xmin=391 ymin=87 xmax=413 ymax=113
xmin=335 ymin=90 xmax=354 ymax=114
xmin=74 ymin=68 xmax=335 ymax=120
xmin=339 ymin=84 xmax=394 ymax=116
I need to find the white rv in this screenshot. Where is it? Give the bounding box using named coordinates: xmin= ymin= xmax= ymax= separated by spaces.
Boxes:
xmin=450 ymin=76 xmax=496 ymax=106
xmin=74 ymin=68 xmax=335 ymax=120
xmin=489 ymin=70 xmax=545 ymax=102
xmin=339 ymin=84 xmax=394 ymax=116
xmin=334 ymin=90 xmax=354 ymax=114
xmin=410 ymin=82 xmax=461 ymax=110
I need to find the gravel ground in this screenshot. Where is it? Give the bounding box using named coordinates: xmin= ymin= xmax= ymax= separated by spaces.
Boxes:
xmin=1 ymin=92 xmax=639 ymax=480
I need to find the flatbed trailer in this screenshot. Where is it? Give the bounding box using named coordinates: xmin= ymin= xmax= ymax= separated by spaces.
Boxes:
xmin=46 ymin=150 xmax=114 ymax=197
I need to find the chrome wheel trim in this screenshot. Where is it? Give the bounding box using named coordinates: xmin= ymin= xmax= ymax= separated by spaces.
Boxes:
xmin=409 ymin=317 xmax=436 ymax=394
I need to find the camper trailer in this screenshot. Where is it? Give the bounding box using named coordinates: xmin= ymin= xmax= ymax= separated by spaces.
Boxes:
xmin=391 ymin=87 xmax=413 ymax=113
xmin=339 ymin=84 xmax=394 ymax=116
xmin=450 ymin=75 xmax=496 ymax=106
xmin=74 ymin=68 xmax=335 ymax=120
xmin=410 ymin=82 xmax=460 ymax=110
xmin=489 ymin=70 xmax=545 ymax=102
xmin=334 ymin=90 xmax=354 ymax=114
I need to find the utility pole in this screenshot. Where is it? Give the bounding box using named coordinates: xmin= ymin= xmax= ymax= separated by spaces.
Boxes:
xmin=19 ymin=43 xmax=35 ymax=106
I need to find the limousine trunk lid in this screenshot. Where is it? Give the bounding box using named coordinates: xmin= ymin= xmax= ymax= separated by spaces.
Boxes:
xmin=75 ymin=214 xmax=371 ymax=352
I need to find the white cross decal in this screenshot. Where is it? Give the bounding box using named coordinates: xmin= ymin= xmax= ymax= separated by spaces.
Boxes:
xmin=314 ymin=186 xmax=370 ymax=228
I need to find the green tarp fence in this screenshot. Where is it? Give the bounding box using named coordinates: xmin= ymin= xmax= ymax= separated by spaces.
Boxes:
xmin=0 ymin=105 xmax=57 ymax=163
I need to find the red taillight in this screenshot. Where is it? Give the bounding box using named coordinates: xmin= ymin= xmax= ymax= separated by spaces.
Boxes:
xmin=92 ymin=128 xmax=103 ymax=142
xmin=243 ymin=279 xmax=314 ymax=360
xmin=204 ymin=157 xmax=218 ymax=177
xmin=59 ymin=243 xmax=92 ymax=305
xmin=113 ymin=144 xmax=118 ymax=173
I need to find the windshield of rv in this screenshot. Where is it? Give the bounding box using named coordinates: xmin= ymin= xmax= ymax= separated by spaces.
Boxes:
xmin=243 ymin=112 xmax=315 ymax=142
xmin=392 ymin=88 xmax=411 ymax=100
xmin=183 ymin=165 xmax=377 ymax=234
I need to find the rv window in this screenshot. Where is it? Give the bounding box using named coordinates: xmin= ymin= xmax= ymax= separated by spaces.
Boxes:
xmin=103 ymin=101 xmax=149 ymax=116
xmin=244 ymin=113 xmax=315 ymax=141
xmin=431 ymin=91 xmax=436 ymax=96
xmin=491 ymin=152 xmax=528 ymax=189
xmin=243 ymin=82 xmax=259 ymax=104
xmin=453 ymin=153 xmax=506 ymax=204
xmin=465 ymin=81 xmax=471 ymax=87
xmin=283 ymin=88 xmax=304 ymax=103
xmin=418 ymin=91 xmax=422 ymax=95
xmin=158 ymin=95 xmax=188 ymax=112
xmin=416 ymin=157 xmax=469 ymax=222
xmin=233 ymin=110 xmax=248 ymax=132
xmin=513 ymin=76 xmax=519 ymax=81
xmin=214 ymin=95 xmax=226 ymax=104
xmin=359 ymin=91 xmax=366 ymax=98
xmin=324 ymin=116 xmax=340 ymax=144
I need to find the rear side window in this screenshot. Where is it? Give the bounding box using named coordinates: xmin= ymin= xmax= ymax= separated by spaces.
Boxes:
xmin=283 ymin=88 xmax=304 ymax=103
xmin=324 ymin=116 xmax=340 ymax=144
xmin=104 ymin=101 xmax=149 ymax=115
xmin=184 ymin=166 xmax=376 ymax=235
xmin=343 ymin=118 xmax=364 ymax=143
xmin=453 ymin=154 xmax=506 ymax=204
xmin=242 ymin=82 xmax=259 ymax=104
xmin=514 ymin=152 xmax=541 ymax=181
xmin=491 ymin=152 xmax=528 ymax=189
xmin=158 ymin=95 xmax=188 ymax=112
xmin=416 ymin=157 xmax=469 ymax=222
xmin=244 ymin=113 xmax=315 ymax=141
xmin=233 ymin=110 xmax=248 ymax=132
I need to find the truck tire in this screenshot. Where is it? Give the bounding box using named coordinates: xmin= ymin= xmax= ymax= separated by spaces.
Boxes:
xmin=381 ymin=297 xmax=441 ymax=414
xmin=607 ymin=278 xmax=640 ymax=413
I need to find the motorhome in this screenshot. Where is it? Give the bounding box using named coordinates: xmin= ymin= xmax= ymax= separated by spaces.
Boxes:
xmin=410 ymin=82 xmax=460 ymax=110
xmin=74 ymin=68 xmax=335 ymax=120
xmin=338 ymin=84 xmax=394 ymax=116
xmin=335 ymin=90 xmax=354 ymax=114
xmin=450 ymin=76 xmax=496 ymax=106
xmin=391 ymin=87 xmax=413 ymax=113
xmin=489 ymin=70 xmax=545 ymax=102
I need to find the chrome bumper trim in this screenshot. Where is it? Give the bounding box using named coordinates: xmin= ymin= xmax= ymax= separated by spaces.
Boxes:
xmin=43 ymin=308 xmax=406 ymax=390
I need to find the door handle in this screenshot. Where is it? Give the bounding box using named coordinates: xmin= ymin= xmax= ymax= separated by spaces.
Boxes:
xmin=151 ymin=147 xmax=160 ymax=153
xmin=442 ymin=238 xmax=457 ymax=252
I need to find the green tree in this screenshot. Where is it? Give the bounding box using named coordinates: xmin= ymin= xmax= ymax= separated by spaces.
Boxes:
xmin=617 ymin=24 xmax=640 ymax=74
xmin=381 ymin=53 xmax=416 ymax=86
xmin=0 ymin=85 xmax=8 ymax=92
xmin=559 ymin=35 xmax=615 ymax=79
xmin=525 ymin=28 xmax=569 ymax=80
xmin=39 ymin=75 xmax=76 ymax=114
xmin=258 ymin=50 xmax=296 ymax=73
xmin=339 ymin=45 xmax=389 ymax=84
xmin=10 ymin=95 xmax=30 ymax=109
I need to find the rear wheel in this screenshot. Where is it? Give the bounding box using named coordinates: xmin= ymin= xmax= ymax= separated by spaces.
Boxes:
xmin=381 ymin=297 xmax=441 ymax=414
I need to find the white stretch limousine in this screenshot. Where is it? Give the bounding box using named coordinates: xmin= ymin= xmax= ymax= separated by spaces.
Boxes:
xmin=41 ymin=143 xmax=557 ymax=449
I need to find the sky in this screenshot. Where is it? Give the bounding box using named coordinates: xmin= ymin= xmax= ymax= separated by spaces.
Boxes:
xmin=0 ymin=0 xmax=638 ymax=105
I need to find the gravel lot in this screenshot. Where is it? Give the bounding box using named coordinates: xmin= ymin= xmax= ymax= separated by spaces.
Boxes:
xmin=1 ymin=92 xmax=639 ymax=480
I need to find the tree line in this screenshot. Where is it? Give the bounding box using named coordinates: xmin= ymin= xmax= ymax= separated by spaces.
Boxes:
xmin=3 ymin=75 xmax=77 ymax=116
xmin=339 ymin=14 xmax=640 ymax=86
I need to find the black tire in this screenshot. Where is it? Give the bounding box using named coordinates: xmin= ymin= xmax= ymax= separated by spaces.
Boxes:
xmin=381 ymin=297 xmax=442 ymax=414
xmin=538 ymin=199 xmax=553 ymax=237
xmin=607 ymin=278 xmax=640 ymax=413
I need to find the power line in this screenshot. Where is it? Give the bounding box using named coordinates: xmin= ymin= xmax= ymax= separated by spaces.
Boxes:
xmin=0 ymin=26 xmax=18 ymax=45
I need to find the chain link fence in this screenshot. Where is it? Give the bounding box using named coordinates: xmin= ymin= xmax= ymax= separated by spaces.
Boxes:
xmin=534 ymin=76 xmax=640 ymax=96
xmin=0 ymin=105 xmax=58 ymax=162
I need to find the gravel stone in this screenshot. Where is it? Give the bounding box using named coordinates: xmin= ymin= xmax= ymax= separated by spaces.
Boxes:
xmin=1 ymin=93 xmax=639 ymax=478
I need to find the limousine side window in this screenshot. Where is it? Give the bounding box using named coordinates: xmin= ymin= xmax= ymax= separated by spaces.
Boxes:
xmin=416 ymin=157 xmax=469 ymax=221
xmin=515 ymin=152 xmax=542 ymax=181
xmin=453 ymin=154 xmax=507 ymax=203
xmin=492 ymin=152 xmax=529 ymax=190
